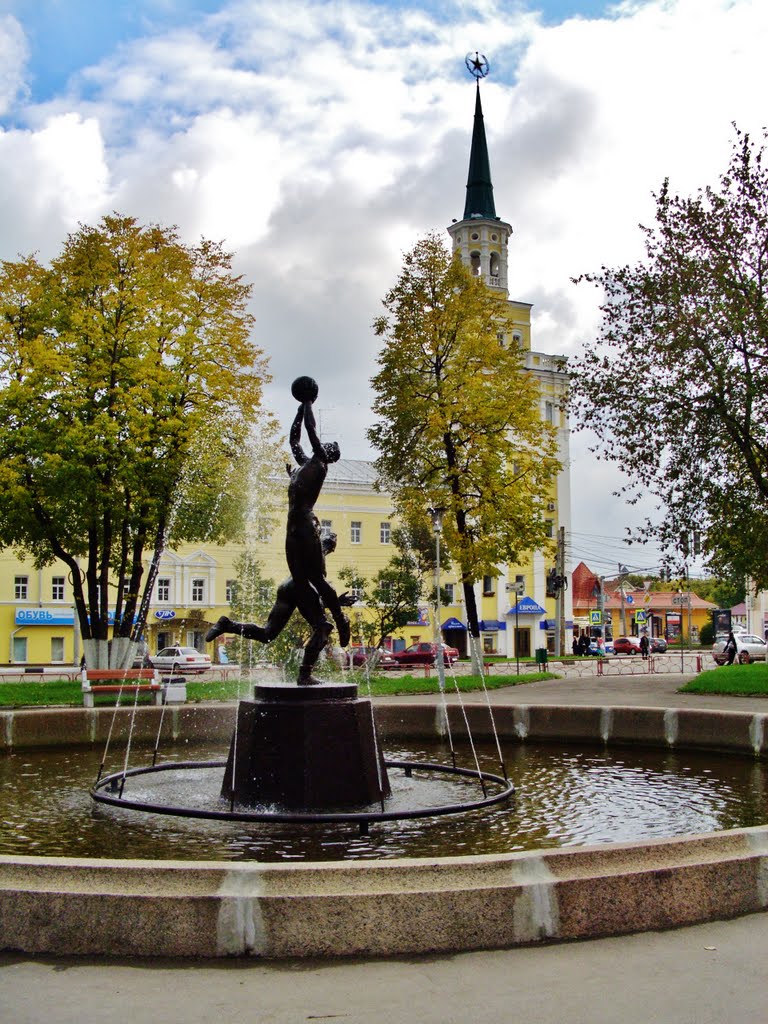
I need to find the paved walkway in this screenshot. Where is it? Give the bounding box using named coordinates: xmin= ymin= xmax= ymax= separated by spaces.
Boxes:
xmin=2 ymin=669 xmax=767 ymax=1024
xmin=382 ymin=663 xmax=768 ymax=713
xmin=2 ymin=913 xmax=767 ymax=1024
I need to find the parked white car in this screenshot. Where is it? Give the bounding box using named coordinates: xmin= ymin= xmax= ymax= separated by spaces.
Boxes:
xmin=712 ymin=633 xmax=768 ymax=665
xmin=150 ymin=646 xmax=211 ymax=674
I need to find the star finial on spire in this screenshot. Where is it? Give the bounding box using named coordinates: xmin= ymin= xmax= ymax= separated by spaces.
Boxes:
xmin=465 ymin=52 xmax=489 ymax=80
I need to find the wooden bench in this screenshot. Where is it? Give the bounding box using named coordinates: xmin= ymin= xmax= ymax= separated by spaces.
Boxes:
xmin=81 ymin=667 xmax=163 ymax=708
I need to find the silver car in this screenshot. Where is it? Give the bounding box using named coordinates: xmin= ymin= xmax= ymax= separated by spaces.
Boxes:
xmin=712 ymin=632 xmax=767 ymax=665
xmin=150 ymin=646 xmax=212 ymax=674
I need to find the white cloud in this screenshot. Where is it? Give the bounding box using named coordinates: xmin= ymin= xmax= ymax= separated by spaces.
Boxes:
xmin=0 ymin=113 xmax=110 ymax=257
xmin=0 ymin=14 xmax=28 ymax=115
xmin=1 ymin=0 xmax=766 ymax=556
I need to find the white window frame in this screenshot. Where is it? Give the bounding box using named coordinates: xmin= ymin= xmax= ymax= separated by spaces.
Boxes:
xmin=380 ymin=521 xmax=391 ymax=544
xmin=51 ymin=637 xmax=65 ymax=662
xmin=51 ymin=576 xmax=65 ymax=602
xmin=157 ymin=577 xmax=171 ymax=603
xmin=320 ymin=519 xmax=333 ymax=540
xmin=350 ymin=521 xmax=362 ymax=544
xmin=191 ymin=578 xmax=205 ymax=604
xmin=15 ymin=575 xmax=28 ymax=600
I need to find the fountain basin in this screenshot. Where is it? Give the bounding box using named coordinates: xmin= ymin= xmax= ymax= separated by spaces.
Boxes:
xmin=1 ymin=702 xmax=767 ymax=958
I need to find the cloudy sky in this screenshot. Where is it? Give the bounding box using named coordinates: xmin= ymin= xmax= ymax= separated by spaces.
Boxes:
xmin=1 ymin=0 xmax=765 ymax=578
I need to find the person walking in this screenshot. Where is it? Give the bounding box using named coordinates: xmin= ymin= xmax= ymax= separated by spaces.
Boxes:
xmin=725 ymin=630 xmax=738 ymax=665
xmin=639 ymin=634 xmax=649 ymax=660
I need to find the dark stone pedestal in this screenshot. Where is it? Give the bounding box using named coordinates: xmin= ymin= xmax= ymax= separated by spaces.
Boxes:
xmin=221 ymin=681 xmax=391 ymax=809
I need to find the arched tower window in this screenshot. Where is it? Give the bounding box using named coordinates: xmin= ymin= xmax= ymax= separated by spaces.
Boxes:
xmin=489 ymin=252 xmax=500 ymax=277
xmin=470 ymin=251 xmax=481 ymax=276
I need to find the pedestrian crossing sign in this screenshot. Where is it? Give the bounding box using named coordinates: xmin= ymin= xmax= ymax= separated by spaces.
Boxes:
xmin=589 ymin=611 xmax=602 ymax=625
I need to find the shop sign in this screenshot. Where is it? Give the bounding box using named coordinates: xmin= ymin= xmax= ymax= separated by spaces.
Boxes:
xmin=155 ymin=610 xmax=176 ymax=620
xmin=15 ymin=607 xmax=75 ymax=626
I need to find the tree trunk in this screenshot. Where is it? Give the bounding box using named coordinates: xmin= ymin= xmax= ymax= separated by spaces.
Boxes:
xmin=131 ymin=517 xmax=167 ymax=643
xmin=462 ymin=578 xmax=484 ymax=675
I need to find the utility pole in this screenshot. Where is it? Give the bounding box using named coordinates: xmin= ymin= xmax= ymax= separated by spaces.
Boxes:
xmin=555 ymin=526 xmax=566 ymax=656
xmin=598 ymin=576 xmax=606 ymax=641
xmin=619 ymin=564 xmax=628 ymax=635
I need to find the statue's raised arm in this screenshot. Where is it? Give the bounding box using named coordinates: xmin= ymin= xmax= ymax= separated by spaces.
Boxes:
xmin=289 ymin=403 xmax=308 ymax=466
xmin=302 ymin=401 xmax=327 ymax=462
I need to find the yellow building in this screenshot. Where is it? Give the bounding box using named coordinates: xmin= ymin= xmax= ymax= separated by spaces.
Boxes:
xmin=0 ymin=455 xmax=559 ymax=665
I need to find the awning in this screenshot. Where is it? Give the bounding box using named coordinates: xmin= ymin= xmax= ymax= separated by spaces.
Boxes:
xmin=441 ymin=616 xmax=466 ymax=630
xmin=479 ymin=619 xmax=507 ymax=631
xmin=507 ymin=596 xmax=546 ymax=616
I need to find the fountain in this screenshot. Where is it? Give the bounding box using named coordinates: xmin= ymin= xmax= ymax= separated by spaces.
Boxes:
xmin=1 ymin=379 xmax=767 ymax=958
xmin=1 ymin=700 xmax=768 ymax=956
xmin=86 ymin=378 xmax=513 ymax=830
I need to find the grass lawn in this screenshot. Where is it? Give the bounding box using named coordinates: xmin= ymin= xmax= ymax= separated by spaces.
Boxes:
xmin=680 ymin=662 xmax=768 ymax=696
xmin=0 ymin=670 xmax=558 ymax=708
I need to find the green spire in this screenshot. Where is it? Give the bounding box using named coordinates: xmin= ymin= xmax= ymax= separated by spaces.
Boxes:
xmin=463 ymin=81 xmax=497 ymax=221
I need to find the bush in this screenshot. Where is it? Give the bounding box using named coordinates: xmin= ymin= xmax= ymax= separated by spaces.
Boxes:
xmin=699 ymin=621 xmax=715 ymax=646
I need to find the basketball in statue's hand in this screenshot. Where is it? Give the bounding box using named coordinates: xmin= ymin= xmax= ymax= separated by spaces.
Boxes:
xmin=291 ymin=376 xmax=319 ymax=403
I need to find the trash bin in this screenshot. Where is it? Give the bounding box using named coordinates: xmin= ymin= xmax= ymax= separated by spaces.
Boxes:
xmin=535 ymin=648 xmax=548 ymax=667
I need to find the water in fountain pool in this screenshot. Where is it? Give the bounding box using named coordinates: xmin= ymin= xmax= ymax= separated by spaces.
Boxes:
xmin=2 ymin=739 xmax=767 ymax=862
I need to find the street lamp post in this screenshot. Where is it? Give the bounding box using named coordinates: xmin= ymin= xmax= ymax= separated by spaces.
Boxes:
xmin=430 ymin=507 xmax=447 ymax=694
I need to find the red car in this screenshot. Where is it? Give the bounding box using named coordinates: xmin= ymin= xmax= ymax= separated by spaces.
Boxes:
xmin=613 ymin=636 xmax=642 ymax=655
xmin=344 ymin=646 xmax=398 ymax=670
xmin=391 ymin=642 xmax=460 ymax=667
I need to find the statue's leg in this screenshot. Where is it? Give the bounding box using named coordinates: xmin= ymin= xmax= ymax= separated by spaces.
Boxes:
xmin=261 ymin=581 xmax=297 ymax=641
xmin=205 ymin=616 xmax=269 ymax=643
xmin=294 ymin=580 xmax=332 ymax=684
xmin=205 ymin=580 xmax=297 ymax=645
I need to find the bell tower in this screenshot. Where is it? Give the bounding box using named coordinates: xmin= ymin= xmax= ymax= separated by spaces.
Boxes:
xmin=447 ymin=53 xmax=512 ymax=296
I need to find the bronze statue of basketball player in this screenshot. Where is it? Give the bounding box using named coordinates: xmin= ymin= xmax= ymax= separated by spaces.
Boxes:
xmin=207 ymin=377 xmax=350 ymax=684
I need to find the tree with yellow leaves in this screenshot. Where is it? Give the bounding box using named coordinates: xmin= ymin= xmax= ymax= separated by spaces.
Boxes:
xmin=0 ymin=214 xmax=276 ymax=667
xmin=368 ymin=233 xmax=560 ymax=672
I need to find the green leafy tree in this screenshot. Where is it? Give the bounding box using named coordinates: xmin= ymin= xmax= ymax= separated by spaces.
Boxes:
xmin=0 ymin=214 xmax=272 ymax=667
xmin=571 ymin=128 xmax=768 ymax=591
xmin=368 ymin=233 xmax=561 ymax=671
xmin=338 ymin=528 xmax=424 ymax=649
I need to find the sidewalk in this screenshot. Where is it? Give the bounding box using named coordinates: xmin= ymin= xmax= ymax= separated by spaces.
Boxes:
xmin=2 ymin=912 xmax=767 ymax=1024
xmin=384 ymin=663 xmax=768 ymax=713
xmin=2 ymin=669 xmax=767 ymax=1024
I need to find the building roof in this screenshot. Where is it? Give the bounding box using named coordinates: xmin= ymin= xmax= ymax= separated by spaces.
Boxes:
xmin=463 ymin=82 xmax=497 ymax=221
xmin=571 ymin=560 xmax=717 ymax=613
xmin=325 ymin=459 xmax=381 ymax=488
xmin=571 ymin=561 xmax=602 ymax=605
